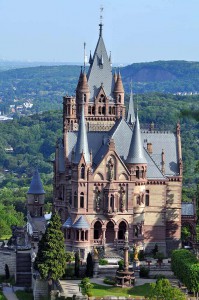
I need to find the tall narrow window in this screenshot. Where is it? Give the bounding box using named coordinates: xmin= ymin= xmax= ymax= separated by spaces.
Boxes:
xmin=98 ymin=107 xmax=102 ymax=114
xmin=109 ymin=107 xmax=111 ymax=114
xmin=88 ymin=106 xmax=91 ymax=114
xmin=119 ymin=95 xmax=121 ymax=102
xmin=110 ymin=194 xmax=114 ymax=210
xmin=80 ymin=164 xmax=85 ymax=179
xmin=84 ymin=94 xmax=86 ymax=102
xmin=102 ymin=106 xmax=105 ymax=114
xmin=80 ymin=192 xmax=84 ymax=208
xmin=92 ymin=106 xmax=95 ymax=114
xmin=145 ymin=190 xmax=150 ymax=206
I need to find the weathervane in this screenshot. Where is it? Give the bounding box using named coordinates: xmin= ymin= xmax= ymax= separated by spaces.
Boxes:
xmin=99 ymin=5 xmax=104 ymax=36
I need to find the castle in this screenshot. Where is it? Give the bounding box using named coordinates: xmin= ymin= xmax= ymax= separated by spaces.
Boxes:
xmin=52 ymin=21 xmax=182 ymax=259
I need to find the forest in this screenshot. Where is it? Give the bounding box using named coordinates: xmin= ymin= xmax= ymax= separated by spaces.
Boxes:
xmin=0 ymin=92 xmax=199 ymax=237
xmin=1 ymin=60 xmax=199 ymax=114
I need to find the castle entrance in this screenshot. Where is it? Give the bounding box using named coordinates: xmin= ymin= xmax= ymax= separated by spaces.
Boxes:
xmin=105 ymin=221 xmax=114 ymax=243
xmin=118 ymin=221 xmax=127 ymax=240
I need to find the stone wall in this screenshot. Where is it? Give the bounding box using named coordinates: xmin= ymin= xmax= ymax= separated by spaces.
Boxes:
xmin=0 ymin=249 xmax=16 ymax=277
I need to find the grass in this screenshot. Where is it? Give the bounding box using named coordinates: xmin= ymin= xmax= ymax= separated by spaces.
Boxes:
xmin=15 ymin=290 xmax=33 ymax=300
xmin=0 ymin=291 xmax=6 ymax=300
xmin=90 ymin=283 xmax=151 ymax=297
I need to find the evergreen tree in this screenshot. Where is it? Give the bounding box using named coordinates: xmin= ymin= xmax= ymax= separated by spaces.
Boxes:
xmin=34 ymin=212 xmax=66 ymax=281
xmin=86 ymin=252 xmax=93 ymax=277
xmin=5 ymin=264 xmax=10 ymax=280
xmin=74 ymin=251 xmax=80 ymax=278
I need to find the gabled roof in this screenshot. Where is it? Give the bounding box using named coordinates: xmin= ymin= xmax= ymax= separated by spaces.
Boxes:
xmin=87 ymin=25 xmax=114 ymax=101
xmin=74 ymin=105 xmax=90 ymax=164
xmin=62 ymin=216 xmax=73 ymax=228
xmin=72 ymin=216 xmax=90 ymax=229
xmin=126 ymin=113 xmax=147 ymax=164
xmin=64 ymin=118 xmax=179 ymax=178
xmin=27 ymin=169 xmax=45 ymax=195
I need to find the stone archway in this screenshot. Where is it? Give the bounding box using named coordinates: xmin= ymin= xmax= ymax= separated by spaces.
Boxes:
xmin=105 ymin=221 xmax=115 ymax=243
xmin=94 ymin=221 xmax=102 ymax=240
xmin=118 ymin=221 xmax=127 ymax=240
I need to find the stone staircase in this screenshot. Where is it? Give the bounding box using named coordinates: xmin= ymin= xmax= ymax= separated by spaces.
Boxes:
xmin=16 ymin=252 xmax=32 ymax=287
xmin=103 ymin=244 xmax=123 ymax=261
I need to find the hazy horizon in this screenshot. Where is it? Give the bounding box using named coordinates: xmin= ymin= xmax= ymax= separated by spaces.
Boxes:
xmin=0 ymin=0 xmax=199 ymax=64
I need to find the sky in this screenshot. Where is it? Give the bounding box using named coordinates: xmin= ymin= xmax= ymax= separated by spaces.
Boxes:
xmin=0 ymin=0 xmax=199 ymax=64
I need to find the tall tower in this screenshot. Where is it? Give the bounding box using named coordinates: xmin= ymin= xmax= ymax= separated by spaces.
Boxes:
xmin=63 ymin=22 xmax=126 ymax=132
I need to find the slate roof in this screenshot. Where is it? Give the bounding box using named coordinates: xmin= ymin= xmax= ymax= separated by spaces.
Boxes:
xmin=64 ymin=119 xmax=179 ymax=179
xmin=126 ymin=88 xmax=135 ymax=124
xmin=74 ymin=105 xmax=90 ymax=164
xmin=126 ymin=113 xmax=147 ymax=164
xmin=87 ymin=25 xmax=114 ymax=101
xmin=72 ymin=216 xmax=90 ymax=229
xmin=63 ymin=216 xmax=73 ymax=228
xmin=27 ymin=169 xmax=45 ymax=194
xmin=181 ymin=203 xmax=194 ymax=216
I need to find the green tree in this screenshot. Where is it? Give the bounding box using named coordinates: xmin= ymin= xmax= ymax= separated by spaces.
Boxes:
xmin=148 ymin=278 xmax=186 ymax=300
xmin=74 ymin=251 xmax=80 ymax=278
xmin=86 ymin=252 xmax=93 ymax=277
xmin=34 ymin=212 xmax=66 ymax=281
xmin=80 ymin=277 xmax=93 ymax=296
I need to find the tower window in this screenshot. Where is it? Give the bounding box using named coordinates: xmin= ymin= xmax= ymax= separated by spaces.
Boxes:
xmin=110 ymin=194 xmax=114 ymax=210
xmin=102 ymin=106 xmax=105 ymax=114
xmin=92 ymin=106 xmax=95 ymax=114
xmin=34 ymin=195 xmax=39 ymax=202
xmin=145 ymin=190 xmax=150 ymax=206
xmin=84 ymin=94 xmax=86 ymax=102
xmin=88 ymin=106 xmax=91 ymax=115
xmin=98 ymin=107 xmax=102 ymax=114
xmin=109 ymin=107 xmax=111 ymax=115
xmin=119 ymin=95 xmax=121 ymax=103
xmin=80 ymin=164 xmax=85 ymax=179
xmin=80 ymin=192 xmax=84 ymax=208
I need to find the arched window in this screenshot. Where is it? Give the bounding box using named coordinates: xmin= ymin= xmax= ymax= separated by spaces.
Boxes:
xmin=110 ymin=194 xmax=114 ymax=210
xmin=92 ymin=106 xmax=95 ymax=114
xmin=81 ymin=231 xmax=84 ymax=241
xmin=98 ymin=107 xmax=102 ymax=114
xmin=80 ymin=192 xmax=84 ymax=208
xmin=88 ymin=106 xmax=91 ymax=114
xmin=118 ymin=94 xmax=121 ymax=103
xmin=109 ymin=107 xmax=112 ymax=114
xmin=74 ymin=192 xmax=77 ymax=208
xmin=80 ymin=164 xmax=85 ymax=179
xmin=84 ymin=94 xmax=86 ymax=102
xmin=100 ymin=94 xmax=105 ymax=103
xmin=136 ymin=167 xmax=140 ymax=179
xmin=102 ymin=106 xmax=105 ymax=114
xmin=145 ymin=190 xmax=150 ymax=206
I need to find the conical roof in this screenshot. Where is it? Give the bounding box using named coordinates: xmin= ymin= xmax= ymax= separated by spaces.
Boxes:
xmin=126 ymin=85 xmax=135 ymax=124
xmin=78 ymin=72 xmax=89 ymax=93
xmin=27 ymin=169 xmax=45 ymax=194
xmin=126 ymin=113 xmax=147 ymax=164
xmin=62 ymin=216 xmax=72 ymax=228
xmin=114 ymin=71 xmax=124 ymax=93
xmin=74 ymin=105 xmax=90 ymax=164
xmin=72 ymin=216 xmax=90 ymax=229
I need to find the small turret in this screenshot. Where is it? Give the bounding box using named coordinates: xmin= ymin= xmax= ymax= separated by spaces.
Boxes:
xmin=114 ymin=70 xmax=124 ymax=104
xmin=27 ymin=169 xmax=45 ymax=217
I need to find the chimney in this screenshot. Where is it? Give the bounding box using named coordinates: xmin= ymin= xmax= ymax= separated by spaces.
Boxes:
xmin=147 ymin=143 xmax=153 ymax=154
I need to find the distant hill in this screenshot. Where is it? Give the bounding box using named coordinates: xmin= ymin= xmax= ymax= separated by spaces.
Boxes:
xmin=1 ymin=60 xmax=199 ymax=113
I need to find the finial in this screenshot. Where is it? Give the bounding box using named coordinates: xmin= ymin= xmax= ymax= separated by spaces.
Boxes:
xmin=99 ymin=5 xmax=104 ymax=37
xmin=83 ymin=42 xmax=87 ymax=70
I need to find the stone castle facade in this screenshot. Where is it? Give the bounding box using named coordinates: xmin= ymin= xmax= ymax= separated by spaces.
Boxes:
xmin=53 ymin=22 xmax=182 ymax=259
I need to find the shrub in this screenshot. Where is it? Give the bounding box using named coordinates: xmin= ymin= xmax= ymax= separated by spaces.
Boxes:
xmin=139 ymin=266 xmax=150 ymax=278
xmin=118 ymin=259 xmax=124 ymax=270
xmin=155 ymin=252 xmax=164 ymax=261
xmin=138 ymin=250 xmax=145 ymax=261
xmin=152 ymin=244 xmax=159 ymax=258
xmin=171 ymin=249 xmax=199 ymax=294
xmin=99 ymin=258 xmax=108 ymax=265
xmin=103 ymin=277 xmax=115 ymax=285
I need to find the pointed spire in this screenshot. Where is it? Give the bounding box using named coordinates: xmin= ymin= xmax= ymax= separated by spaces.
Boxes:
xmin=27 ymin=169 xmax=45 ymax=194
xmin=113 ymin=70 xmax=117 ymax=83
xmin=126 ymin=81 xmax=135 ymax=124
xmin=74 ymin=104 xmax=90 ymax=164
xmin=114 ymin=70 xmax=124 ymax=93
xmin=79 ymin=71 xmax=90 ymax=93
xmin=126 ymin=112 xmax=147 ymax=164
xmin=89 ymin=51 xmax=93 ymax=65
